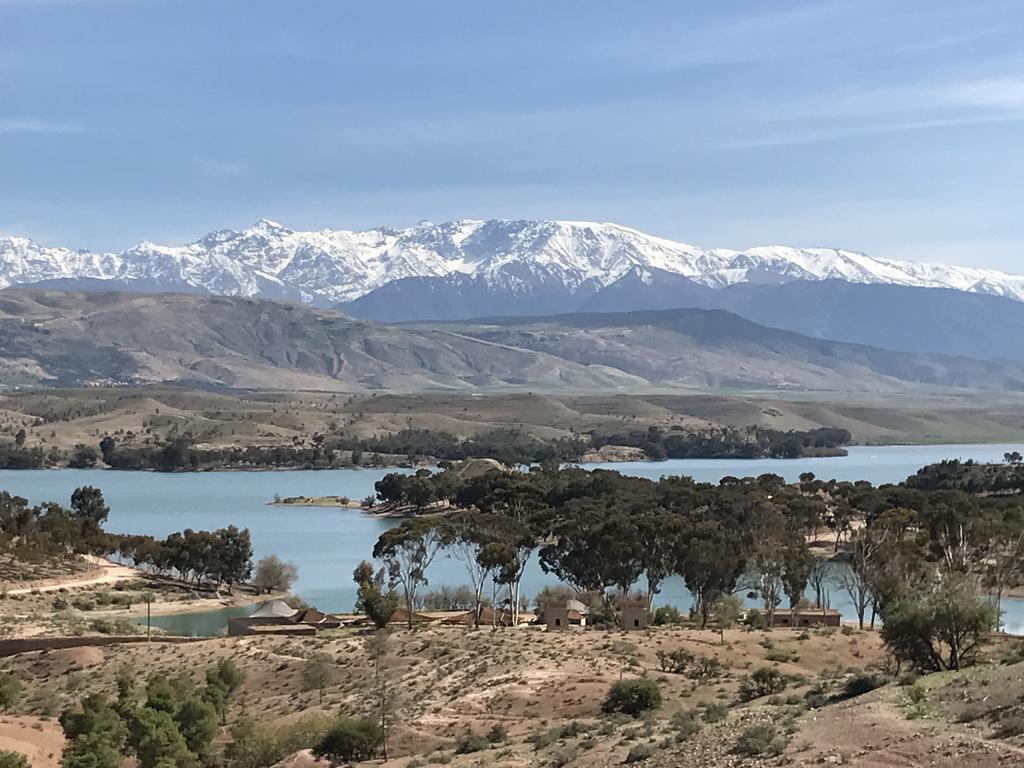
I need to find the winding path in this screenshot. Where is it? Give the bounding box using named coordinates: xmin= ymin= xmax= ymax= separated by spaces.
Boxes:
xmin=4 ymin=557 xmax=139 ymax=595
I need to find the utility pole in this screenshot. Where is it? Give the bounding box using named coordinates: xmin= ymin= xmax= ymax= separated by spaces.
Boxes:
xmin=143 ymin=592 xmax=153 ymax=641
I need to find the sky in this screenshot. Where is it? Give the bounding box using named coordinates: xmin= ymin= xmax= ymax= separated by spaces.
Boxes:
xmin=1 ymin=0 xmax=1023 ymax=271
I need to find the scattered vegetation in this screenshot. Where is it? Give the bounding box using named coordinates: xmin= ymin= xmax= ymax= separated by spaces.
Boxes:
xmin=601 ymin=679 xmax=662 ymax=717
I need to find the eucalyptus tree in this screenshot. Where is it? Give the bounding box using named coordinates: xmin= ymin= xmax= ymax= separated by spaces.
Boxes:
xmin=538 ymin=501 xmax=644 ymax=610
xmin=675 ymin=518 xmax=747 ymax=629
xmin=447 ymin=512 xmax=506 ymax=627
xmin=373 ymin=518 xmax=454 ymax=629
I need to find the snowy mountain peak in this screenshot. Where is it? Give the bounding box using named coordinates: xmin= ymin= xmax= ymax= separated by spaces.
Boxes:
xmin=1 ymin=219 xmax=1022 ymax=308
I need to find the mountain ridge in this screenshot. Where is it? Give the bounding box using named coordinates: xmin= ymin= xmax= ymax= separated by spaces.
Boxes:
xmin=4 ymin=218 xmax=1024 ymax=308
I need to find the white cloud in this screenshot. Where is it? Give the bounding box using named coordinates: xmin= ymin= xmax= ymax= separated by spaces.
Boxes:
xmin=718 ymin=113 xmax=1024 ymax=149
xmin=0 ymin=117 xmax=85 ymax=135
xmin=945 ymin=77 xmax=1024 ymax=109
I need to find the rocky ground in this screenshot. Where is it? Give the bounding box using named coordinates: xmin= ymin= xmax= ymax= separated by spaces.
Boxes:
xmin=1 ymin=599 xmax=1021 ymax=767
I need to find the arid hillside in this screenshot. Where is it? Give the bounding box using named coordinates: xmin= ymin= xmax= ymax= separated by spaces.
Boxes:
xmin=5 ymin=289 xmax=1024 ymax=393
xmin=2 ymin=623 xmax=1021 ymax=768
xmin=4 ymin=387 xmax=1024 ymax=457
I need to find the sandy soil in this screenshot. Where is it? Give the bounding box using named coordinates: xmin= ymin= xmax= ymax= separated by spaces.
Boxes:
xmin=0 ymin=716 xmax=64 ymax=768
xmin=4 ymin=556 xmax=138 ymax=596
xmin=0 ymin=554 xmax=284 ymax=639
xmin=784 ymin=688 xmax=1024 ymax=768
xmin=2 ymin=623 xmax=894 ymax=767
xmin=4 ymin=622 xmax=1023 ymax=767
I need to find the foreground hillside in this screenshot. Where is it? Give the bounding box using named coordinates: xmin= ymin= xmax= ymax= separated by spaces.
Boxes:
xmin=4 ymin=289 xmax=1024 ymax=393
xmin=2 ymin=624 xmax=1021 ymax=768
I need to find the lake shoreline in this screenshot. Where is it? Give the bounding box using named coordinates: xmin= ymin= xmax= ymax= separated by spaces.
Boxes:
xmin=4 ymin=443 xmax=1024 ymax=634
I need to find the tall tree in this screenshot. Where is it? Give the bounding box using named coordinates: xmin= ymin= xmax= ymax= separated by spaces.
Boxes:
xmin=882 ymin=575 xmax=997 ymax=672
xmin=448 ymin=512 xmax=499 ymax=628
xmin=373 ymin=519 xmax=452 ymax=629
xmin=70 ymin=486 xmax=109 ymax=525
xmin=838 ymin=531 xmax=876 ymax=630
xmin=676 ymin=519 xmax=746 ymax=629
xmin=353 ymin=561 xmax=397 ymax=628
xmin=637 ymin=508 xmax=682 ymax=612
xmin=781 ymin=529 xmax=815 ymax=626
xmin=212 ymin=526 xmax=253 ymax=594
xmin=59 ymin=694 xmax=127 ymax=768
xmin=253 ymin=554 xmax=298 ymax=594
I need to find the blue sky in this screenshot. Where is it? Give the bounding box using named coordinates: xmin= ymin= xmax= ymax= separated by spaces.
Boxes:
xmin=1 ymin=0 xmax=1022 ymax=270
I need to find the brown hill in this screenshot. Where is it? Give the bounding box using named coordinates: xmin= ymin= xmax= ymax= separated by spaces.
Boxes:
xmin=1 ymin=289 xmax=1022 ymax=393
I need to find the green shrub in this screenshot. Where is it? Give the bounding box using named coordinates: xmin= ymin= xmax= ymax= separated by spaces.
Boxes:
xmin=485 ymin=723 xmax=507 ymax=744
xmin=897 ymin=670 xmax=920 ymax=686
xmin=454 ymin=733 xmax=489 ymax=754
xmin=601 ymin=679 xmax=662 ymax=717
xmin=655 ymin=649 xmax=694 ymax=674
xmin=688 ymin=655 xmax=725 ymax=681
xmin=803 ymin=683 xmax=829 ymax=709
xmin=548 ymin=745 xmax=579 ymax=767
xmin=669 ymin=710 xmax=701 ymax=740
xmin=744 ymin=608 xmax=765 ymax=629
xmin=87 ymin=618 xmax=136 ymax=635
xmin=701 ymin=703 xmax=728 ymax=723
xmin=734 ymin=724 xmax=785 ymax=756
xmin=529 ymin=727 xmax=558 ymax=751
xmin=903 ymin=682 xmax=932 ymax=720
xmin=995 ymin=714 xmax=1024 ymax=738
xmin=624 ymin=743 xmax=655 ymax=763
xmin=557 ymin=721 xmax=586 ymax=739
xmin=841 ymin=672 xmax=885 ymax=699
xmin=738 ymin=667 xmax=788 ymax=702
xmin=312 ymin=717 xmax=381 ymax=764
xmin=1000 ymin=642 xmax=1024 ymax=666
xmin=0 ymin=751 xmax=30 ymax=768
xmin=651 ymin=605 xmax=681 ymax=625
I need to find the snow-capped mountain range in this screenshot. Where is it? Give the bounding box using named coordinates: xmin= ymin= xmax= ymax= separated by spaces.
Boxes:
xmin=2 ymin=218 xmax=1023 ymax=307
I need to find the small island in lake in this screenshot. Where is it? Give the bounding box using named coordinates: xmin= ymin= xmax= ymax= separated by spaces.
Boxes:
xmin=269 ymin=495 xmax=365 ymax=508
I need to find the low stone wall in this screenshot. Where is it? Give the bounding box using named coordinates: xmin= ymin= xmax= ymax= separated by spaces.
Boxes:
xmin=0 ymin=634 xmax=206 ymax=657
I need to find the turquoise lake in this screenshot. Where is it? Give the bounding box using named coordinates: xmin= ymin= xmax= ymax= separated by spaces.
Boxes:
xmin=2 ymin=443 xmax=1022 ymax=635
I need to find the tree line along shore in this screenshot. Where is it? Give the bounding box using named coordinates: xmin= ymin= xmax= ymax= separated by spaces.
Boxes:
xmin=0 ymin=424 xmax=851 ymax=471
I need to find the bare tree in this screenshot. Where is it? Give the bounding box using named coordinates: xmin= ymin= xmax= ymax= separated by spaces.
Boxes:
xmin=839 ymin=532 xmax=876 ymax=629
xmin=808 ymin=558 xmax=832 ymax=613
xmin=982 ymin=527 xmax=1024 ymax=629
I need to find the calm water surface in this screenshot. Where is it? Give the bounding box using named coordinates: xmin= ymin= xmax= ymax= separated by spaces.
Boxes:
xmin=2 ymin=444 xmax=1022 ymax=634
